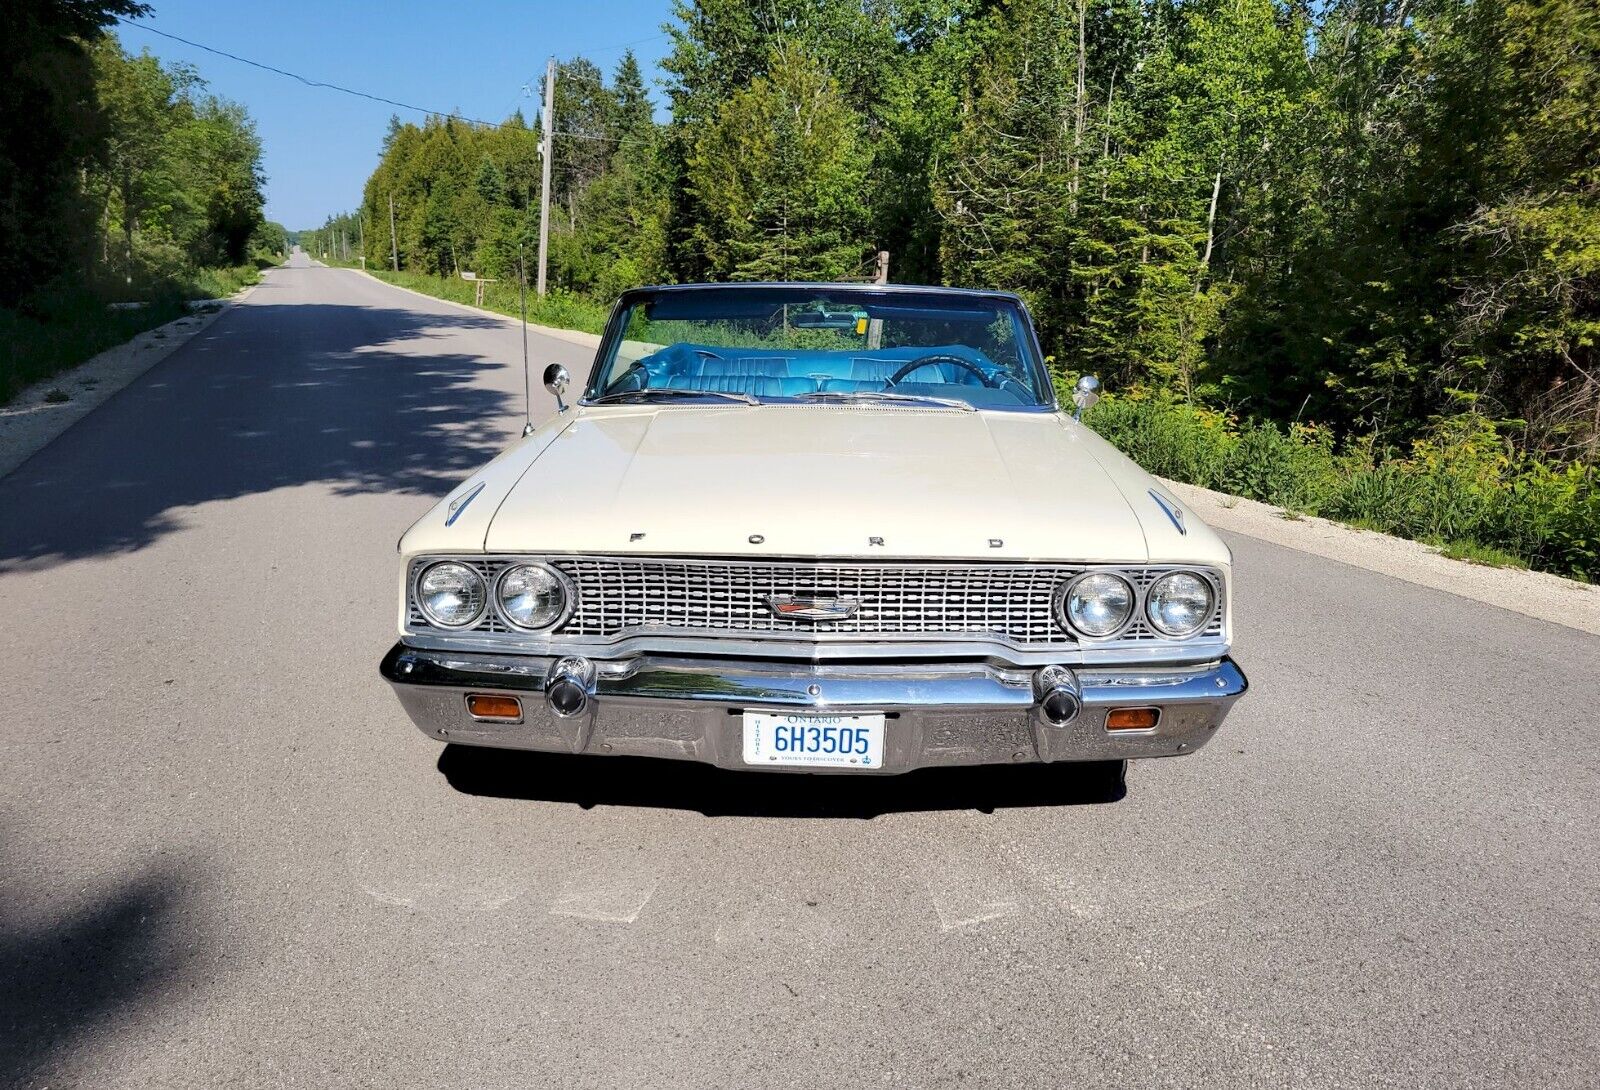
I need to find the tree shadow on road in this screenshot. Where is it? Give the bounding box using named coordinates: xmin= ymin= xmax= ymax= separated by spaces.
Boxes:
xmin=437 ymin=745 xmax=1127 ymax=818
xmin=0 ymin=297 xmax=527 ymax=569
xmin=0 ymin=852 xmax=197 ymax=1085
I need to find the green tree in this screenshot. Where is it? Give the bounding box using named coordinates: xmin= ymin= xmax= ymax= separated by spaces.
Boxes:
xmin=0 ymin=0 xmax=149 ymax=304
xmin=686 ymin=45 xmax=871 ymax=281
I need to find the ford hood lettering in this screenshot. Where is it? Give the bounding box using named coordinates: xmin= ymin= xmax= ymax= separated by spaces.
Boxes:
xmin=477 ymin=407 xmax=1223 ymax=562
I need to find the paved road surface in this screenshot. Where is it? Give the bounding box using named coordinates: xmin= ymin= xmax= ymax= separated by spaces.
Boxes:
xmin=2 ymin=266 xmax=1596 ymax=1088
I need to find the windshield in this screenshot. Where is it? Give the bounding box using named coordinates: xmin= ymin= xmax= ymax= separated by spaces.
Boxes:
xmin=586 ymin=286 xmax=1050 ymax=411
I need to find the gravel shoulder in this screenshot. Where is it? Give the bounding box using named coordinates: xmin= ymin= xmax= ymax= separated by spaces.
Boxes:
xmin=0 ymin=281 xmax=265 ymax=481
xmin=1166 ymin=477 xmax=1599 ymax=635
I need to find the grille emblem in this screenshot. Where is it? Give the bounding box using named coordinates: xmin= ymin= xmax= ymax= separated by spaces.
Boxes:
xmin=765 ymin=594 xmax=860 ymax=622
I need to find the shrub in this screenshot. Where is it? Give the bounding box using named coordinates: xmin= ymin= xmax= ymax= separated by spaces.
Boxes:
xmin=1078 ymin=390 xmax=1234 ymax=489
xmin=1220 ymin=422 xmax=1340 ymax=514
xmin=1486 ymin=462 xmax=1599 ymax=581
xmin=1082 ymin=392 xmax=1597 ymax=583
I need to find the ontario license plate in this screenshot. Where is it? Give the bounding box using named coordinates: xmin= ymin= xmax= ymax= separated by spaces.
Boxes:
xmin=741 ymin=711 xmax=885 ymax=769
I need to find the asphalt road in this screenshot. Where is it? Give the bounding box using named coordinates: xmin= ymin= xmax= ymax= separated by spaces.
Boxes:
xmin=2 ymin=264 xmax=1596 ymax=1089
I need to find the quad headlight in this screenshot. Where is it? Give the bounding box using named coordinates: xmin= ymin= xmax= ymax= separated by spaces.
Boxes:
xmin=1057 ymin=568 xmax=1219 ymax=640
xmin=1145 ymin=571 xmax=1215 ymax=637
xmin=415 ymin=561 xmax=487 ymax=628
xmin=1061 ymin=572 xmax=1136 ymax=638
xmin=495 ymin=563 xmax=570 ymax=630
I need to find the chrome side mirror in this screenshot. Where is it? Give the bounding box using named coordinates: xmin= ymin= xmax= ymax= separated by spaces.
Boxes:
xmin=543 ymin=363 xmax=570 ymax=413
xmin=1072 ymin=374 xmax=1101 ymax=420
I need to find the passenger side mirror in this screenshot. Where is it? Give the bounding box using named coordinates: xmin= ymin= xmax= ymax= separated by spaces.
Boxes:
xmin=543 ymin=363 xmax=570 ymax=413
xmin=1072 ymin=374 xmax=1101 ymax=420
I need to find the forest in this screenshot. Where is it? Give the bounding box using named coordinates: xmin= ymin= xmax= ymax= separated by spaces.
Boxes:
xmin=196 ymin=2 xmax=1600 ymax=579
xmin=1 ymin=1 xmax=280 ymax=404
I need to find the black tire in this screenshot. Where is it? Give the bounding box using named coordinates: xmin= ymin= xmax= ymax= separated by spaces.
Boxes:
xmin=1083 ymin=759 xmax=1128 ymax=800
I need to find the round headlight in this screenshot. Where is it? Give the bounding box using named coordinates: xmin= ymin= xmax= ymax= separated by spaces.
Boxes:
xmin=1062 ymin=572 xmax=1136 ymax=638
xmin=416 ymin=561 xmax=486 ymax=627
xmin=1146 ymin=571 xmax=1214 ymax=637
xmin=496 ymin=564 xmax=569 ymax=630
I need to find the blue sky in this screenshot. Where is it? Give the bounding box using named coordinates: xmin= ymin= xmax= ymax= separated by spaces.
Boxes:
xmin=114 ymin=1 xmax=676 ymax=230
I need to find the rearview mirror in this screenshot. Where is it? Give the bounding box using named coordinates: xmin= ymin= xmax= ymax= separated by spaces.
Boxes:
xmin=543 ymin=363 xmax=570 ymax=413
xmin=791 ymin=308 xmax=867 ymax=330
xmin=1072 ymin=374 xmax=1101 ymax=420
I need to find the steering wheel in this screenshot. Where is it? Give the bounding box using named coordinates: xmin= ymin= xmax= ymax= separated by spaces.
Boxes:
xmin=885 ymin=354 xmax=997 ymax=389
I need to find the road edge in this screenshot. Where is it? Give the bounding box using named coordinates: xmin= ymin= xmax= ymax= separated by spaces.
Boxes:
xmin=0 ymin=275 xmax=267 ymax=482
xmin=1165 ymin=477 xmax=1600 ymax=636
xmin=343 ymin=267 xmax=603 ymax=351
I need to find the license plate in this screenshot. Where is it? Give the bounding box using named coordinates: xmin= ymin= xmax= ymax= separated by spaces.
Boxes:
xmin=741 ymin=711 xmax=885 ymax=769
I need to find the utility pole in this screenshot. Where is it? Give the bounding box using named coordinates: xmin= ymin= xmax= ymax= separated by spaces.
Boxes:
xmin=866 ymin=250 xmax=889 ymax=350
xmin=388 ymin=192 xmax=400 ymax=272
xmin=536 ymin=56 xmax=556 ymax=296
xmin=518 ymin=243 xmax=533 ymax=436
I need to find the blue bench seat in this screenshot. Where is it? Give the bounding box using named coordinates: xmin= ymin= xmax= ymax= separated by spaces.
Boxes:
xmin=607 ymin=342 xmax=1034 ymax=406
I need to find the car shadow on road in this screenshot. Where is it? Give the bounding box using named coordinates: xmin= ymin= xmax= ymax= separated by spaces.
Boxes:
xmin=0 ymin=297 xmax=523 ymax=570
xmin=437 ymin=745 xmax=1126 ymax=818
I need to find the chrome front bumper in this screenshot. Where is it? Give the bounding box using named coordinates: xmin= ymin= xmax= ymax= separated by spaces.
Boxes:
xmin=381 ymin=644 xmax=1248 ymax=774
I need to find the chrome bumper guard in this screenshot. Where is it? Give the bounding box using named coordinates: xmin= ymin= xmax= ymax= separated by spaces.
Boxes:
xmin=380 ymin=644 xmax=1247 ymax=774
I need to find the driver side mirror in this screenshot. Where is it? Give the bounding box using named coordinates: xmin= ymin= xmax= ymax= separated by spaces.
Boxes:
xmin=543 ymin=363 xmax=570 ymax=413
xmin=1072 ymin=374 xmax=1101 ymax=420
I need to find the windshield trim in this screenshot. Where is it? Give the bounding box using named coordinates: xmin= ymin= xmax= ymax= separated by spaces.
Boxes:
xmin=578 ymin=283 xmax=1060 ymax=414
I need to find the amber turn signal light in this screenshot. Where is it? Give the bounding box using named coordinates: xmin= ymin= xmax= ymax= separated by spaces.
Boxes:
xmin=1105 ymin=707 xmax=1160 ymax=731
xmin=466 ymin=694 xmax=522 ymax=720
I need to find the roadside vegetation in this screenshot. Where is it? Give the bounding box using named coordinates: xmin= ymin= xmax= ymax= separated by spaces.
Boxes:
xmin=1085 ymin=393 xmax=1598 ymax=581
xmin=1 ymin=2 xmax=282 ymax=405
xmin=359 ymin=268 xmax=610 ymax=337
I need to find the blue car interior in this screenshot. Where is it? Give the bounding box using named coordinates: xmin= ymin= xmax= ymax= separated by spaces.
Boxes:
xmin=607 ymin=343 xmax=1035 ymax=406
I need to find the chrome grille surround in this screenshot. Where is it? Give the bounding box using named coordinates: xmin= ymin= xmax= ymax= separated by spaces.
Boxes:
xmin=403 ymin=555 xmax=1227 ymax=664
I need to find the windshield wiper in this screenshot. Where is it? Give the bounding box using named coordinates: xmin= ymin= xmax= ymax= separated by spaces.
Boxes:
xmin=589 ymin=387 xmax=759 ymax=406
xmin=796 ymin=390 xmax=976 ymax=411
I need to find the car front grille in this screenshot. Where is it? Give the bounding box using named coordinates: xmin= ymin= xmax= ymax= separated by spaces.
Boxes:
xmin=406 ymin=555 xmax=1225 ymax=647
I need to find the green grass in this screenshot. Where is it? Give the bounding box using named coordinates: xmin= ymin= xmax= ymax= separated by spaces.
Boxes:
xmin=188 ymin=262 xmax=266 ymax=299
xmin=2 ymin=291 xmax=187 ymax=405
xmin=1081 ymin=389 xmax=1599 ymax=584
xmin=358 ymin=267 xmax=612 ymax=337
xmin=1 ymin=263 xmax=267 ymax=406
xmin=1434 ymin=540 xmax=1529 ymax=569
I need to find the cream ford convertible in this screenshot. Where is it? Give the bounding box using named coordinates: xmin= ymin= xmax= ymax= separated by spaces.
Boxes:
xmin=381 ymin=283 xmax=1247 ymax=777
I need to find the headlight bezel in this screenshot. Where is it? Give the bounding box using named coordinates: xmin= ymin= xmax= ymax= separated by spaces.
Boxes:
xmin=1144 ymin=570 xmax=1216 ymax=638
xmin=1055 ymin=566 xmax=1221 ymax=642
xmin=493 ymin=561 xmax=575 ymax=631
xmin=413 ymin=560 xmax=489 ymax=629
xmin=1057 ymin=570 xmax=1138 ymax=640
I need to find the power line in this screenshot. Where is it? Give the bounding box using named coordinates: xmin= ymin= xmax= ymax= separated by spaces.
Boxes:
xmin=117 ymin=19 xmax=500 ymax=128
xmin=572 ymin=31 xmax=671 ymax=57
xmin=120 ymin=18 xmax=662 ymax=150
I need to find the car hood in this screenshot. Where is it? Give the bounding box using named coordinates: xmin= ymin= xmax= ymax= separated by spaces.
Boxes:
xmin=470 ymin=404 xmax=1218 ymax=564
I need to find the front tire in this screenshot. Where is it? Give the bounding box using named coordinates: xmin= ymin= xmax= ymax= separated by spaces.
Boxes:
xmin=1082 ymin=759 xmax=1127 ymax=800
